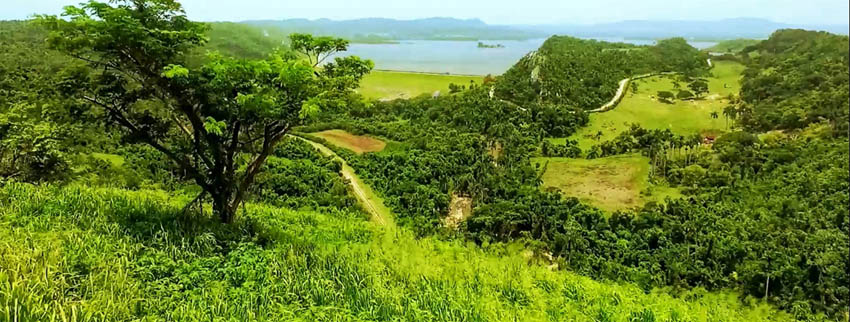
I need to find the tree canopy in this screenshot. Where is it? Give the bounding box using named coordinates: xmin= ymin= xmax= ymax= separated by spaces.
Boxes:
xmin=36 ymin=0 xmax=373 ymax=222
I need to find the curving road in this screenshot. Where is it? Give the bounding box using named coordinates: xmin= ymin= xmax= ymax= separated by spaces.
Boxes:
xmin=588 ymin=72 xmax=679 ymax=114
xmin=289 ymin=135 xmax=394 ymax=227
xmin=588 ymin=78 xmax=632 ymax=113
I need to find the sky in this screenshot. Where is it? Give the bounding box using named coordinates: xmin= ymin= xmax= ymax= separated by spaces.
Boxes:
xmin=5 ymin=0 xmax=849 ymax=26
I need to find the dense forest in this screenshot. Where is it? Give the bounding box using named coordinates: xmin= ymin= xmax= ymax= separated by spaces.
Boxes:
xmin=0 ymin=1 xmax=847 ymax=321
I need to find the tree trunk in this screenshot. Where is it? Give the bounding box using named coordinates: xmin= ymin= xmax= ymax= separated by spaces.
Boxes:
xmin=764 ymin=276 xmax=770 ymax=299
xmin=211 ymin=189 xmax=236 ymax=224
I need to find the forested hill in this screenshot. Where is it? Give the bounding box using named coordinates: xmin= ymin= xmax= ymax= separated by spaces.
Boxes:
xmin=737 ymin=29 xmax=850 ymax=133
xmin=495 ymin=36 xmax=708 ymax=110
xmin=198 ymin=22 xmax=289 ymax=60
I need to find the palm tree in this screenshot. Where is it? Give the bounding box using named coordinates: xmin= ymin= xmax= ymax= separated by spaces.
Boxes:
xmin=722 ymin=105 xmax=737 ymax=130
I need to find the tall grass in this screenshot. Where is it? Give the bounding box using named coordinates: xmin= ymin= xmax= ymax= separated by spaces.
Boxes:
xmin=0 ymin=183 xmax=791 ymax=321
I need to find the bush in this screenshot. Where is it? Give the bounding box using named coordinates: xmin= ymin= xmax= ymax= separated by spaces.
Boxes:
xmin=541 ymin=140 xmax=581 ymax=158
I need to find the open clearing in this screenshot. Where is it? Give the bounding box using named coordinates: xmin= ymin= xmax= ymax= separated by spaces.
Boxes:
xmin=358 ymin=70 xmax=481 ymax=100
xmin=311 ymin=129 xmax=387 ymax=154
xmin=557 ymin=61 xmax=745 ymax=150
xmin=534 ymin=154 xmax=681 ymax=212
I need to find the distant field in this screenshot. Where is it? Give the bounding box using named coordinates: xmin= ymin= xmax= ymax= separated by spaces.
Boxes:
xmin=535 ymin=154 xmax=681 ymax=212
xmin=358 ymin=71 xmax=481 ymax=100
xmin=310 ymin=129 xmax=387 ymax=154
xmin=558 ymin=61 xmax=745 ymax=151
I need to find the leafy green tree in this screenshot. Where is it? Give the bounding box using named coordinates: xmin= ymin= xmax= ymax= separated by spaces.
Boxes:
xmin=0 ymin=21 xmax=82 ymax=183
xmin=676 ymin=90 xmax=694 ymax=100
xmin=37 ymin=0 xmax=372 ymax=223
xmin=688 ymin=79 xmax=709 ymax=98
xmin=0 ymin=103 xmax=71 ymax=182
xmin=289 ymin=33 xmax=350 ymax=67
xmin=657 ymin=91 xmax=675 ymax=103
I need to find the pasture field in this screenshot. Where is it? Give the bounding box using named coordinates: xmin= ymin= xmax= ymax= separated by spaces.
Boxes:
xmin=310 ymin=129 xmax=387 ymax=154
xmin=534 ymin=154 xmax=681 ymax=212
xmin=558 ymin=61 xmax=745 ymax=151
xmin=358 ymin=70 xmax=481 ymax=100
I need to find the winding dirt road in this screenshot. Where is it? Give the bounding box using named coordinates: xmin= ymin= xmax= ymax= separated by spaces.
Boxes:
xmin=289 ymin=135 xmax=394 ymax=227
xmin=588 ymin=72 xmax=679 ymax=113
xmin=588 ymin=78 xmax=632 ymax=113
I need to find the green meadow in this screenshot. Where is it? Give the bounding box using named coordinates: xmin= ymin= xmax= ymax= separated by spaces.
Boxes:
xmin=358 ymin=71 xmax=481 ymax=100
xmin=534 ymin=154 xmax=681 ymax=212
xmin=559 ymin=61 xmax=745 ymax=151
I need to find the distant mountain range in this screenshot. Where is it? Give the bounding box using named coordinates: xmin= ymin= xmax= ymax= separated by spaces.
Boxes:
xmin=525 ymin=18 xmax=849 ymax=40
xmin=242 ymin=17 xmax=848 ymax=42
xmin=243 ymin=18 xmax=543 ymax=41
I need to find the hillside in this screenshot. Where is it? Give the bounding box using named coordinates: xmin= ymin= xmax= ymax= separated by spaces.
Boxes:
xmin=564 ymin=60 xmax=745 ymax=150
xmin=1 ymin=183 xmax=794 ymax=321
xmin=495 ymin=35 xmax=709 ymax=110
xmin=199 ymin=22 xmax=289 ymax=59
xmin=2 ymin=1 xmax=848 ymax=321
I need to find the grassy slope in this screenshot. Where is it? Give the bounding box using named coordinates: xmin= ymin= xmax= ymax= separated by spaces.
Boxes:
xmin=0 ymin=183 xmax=789 ymax=321
xmin=534 ymin=154 xmax=681 ymax=212
xmin=559 ymin=61 xmax=745 ymax=151
xmin=358 ymin=71 xmax=481 ymax=100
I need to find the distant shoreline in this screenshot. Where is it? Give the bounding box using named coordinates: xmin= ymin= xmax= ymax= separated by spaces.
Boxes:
xmin=372 ymin=69 xmax=487 ymax=77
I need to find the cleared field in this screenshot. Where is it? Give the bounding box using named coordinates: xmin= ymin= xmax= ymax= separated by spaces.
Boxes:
xmin=358 ymin=70 xmax=481 ymax=100
xmin=311 ymin=129 xmax=387 ymax=154
xmin=558 ymin=61 xmax=745 ymax=151
xmin=535 ymin=154 xmax=681 ymax=212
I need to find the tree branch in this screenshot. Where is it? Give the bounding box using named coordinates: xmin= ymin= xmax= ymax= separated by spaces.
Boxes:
xmin=229 ymin=122 xmax=290 ymax=211
xmin=82 ymin=95 xmax=211 ymax=191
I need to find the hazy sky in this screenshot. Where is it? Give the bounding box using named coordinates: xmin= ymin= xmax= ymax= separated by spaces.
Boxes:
xmin=5 ymin=0 xmax=849 ymax=25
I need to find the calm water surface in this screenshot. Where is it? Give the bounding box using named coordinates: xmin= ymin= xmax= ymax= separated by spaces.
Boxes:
xmin=331 ymin=38 xmax=717 ymax=76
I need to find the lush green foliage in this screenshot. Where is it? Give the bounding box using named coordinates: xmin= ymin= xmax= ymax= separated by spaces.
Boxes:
xmin=184 ymin=22 xmax=290 ymax=65
xmin=36 ymin=0 xmax=372 ymax=222
xmin=541 ymin=140 xmax=581 ymax=158
xmin=305 ymin=32 xmax=850 ymax=320
xmin=585 ymin=124 xmax=702 ymax=160
xmin=0 ymin=183 xmax=794 ymax=321
xmin=254 ymin=138 xmax=354 ymax=209
xmin=565 ymin=61 xmax=744 ymax=151
xmin=2 ymin=3 xmax=848 ymax=319
xmin=737 ymin=29 xmax=849 ymax=133
xmin=0 ymin=21 xmax=84 ymax=183
xmin=467 ymin=138 xmax=849 ymax=319
xmin=496 ymin=36 xmax=709 ymax=110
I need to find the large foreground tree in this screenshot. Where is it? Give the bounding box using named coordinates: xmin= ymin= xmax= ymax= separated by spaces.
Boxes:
xmin=37 ymin=0 xmax=372 ymax=223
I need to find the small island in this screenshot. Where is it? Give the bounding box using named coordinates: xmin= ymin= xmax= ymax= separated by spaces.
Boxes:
xmin=477 ymin=41 xmax=505 ymax=48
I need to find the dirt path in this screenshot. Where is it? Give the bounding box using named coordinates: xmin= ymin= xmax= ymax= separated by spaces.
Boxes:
xmin=588 ymin=72 xmax=678 ymax=114
xmin=588 ymin=78 xmax=632 ymax=113
xmin=289 ymin=135 xmax=394 ymax=227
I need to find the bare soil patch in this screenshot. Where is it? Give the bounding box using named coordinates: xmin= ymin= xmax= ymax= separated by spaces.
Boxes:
xmin=312 ymin=130 xmax=387 ymax=154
